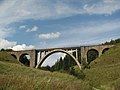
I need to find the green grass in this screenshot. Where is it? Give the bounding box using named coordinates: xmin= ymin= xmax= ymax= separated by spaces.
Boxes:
xmin=0 ymin=52 xmax=91 ymax=90
xmin=0 ymin=51 xmax=19 ymax=64
xmin=90 ymin=43 xmax=120 ymax=68
xmin=78 ymin=44 xmax=120 ymax=89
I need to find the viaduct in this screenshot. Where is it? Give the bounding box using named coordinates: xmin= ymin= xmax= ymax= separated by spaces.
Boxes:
xmin=8 ymin=44 xmax=115 ymax=70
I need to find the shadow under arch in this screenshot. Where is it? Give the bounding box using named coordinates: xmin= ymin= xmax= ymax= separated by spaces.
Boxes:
xmin=102 ymin=48 xmax=109 ymax=54
xmin=87 ymin=49 xmax=99 ymax=65
xmin=19 ymin=53 xmax=30 ymax=67
xmin=11 ymin=54 xmax=17 ymax=59
xmin=36 ymin=49 xmax=81 ymax=70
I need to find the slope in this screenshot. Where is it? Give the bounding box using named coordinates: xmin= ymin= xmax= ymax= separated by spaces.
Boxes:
xmin=83 ymin=44 xmax=120 ymax=89
xmin=0 ymin=52 xmax=90 ymax=90
xmin=0 ymin=51 xmax=19 ymax=64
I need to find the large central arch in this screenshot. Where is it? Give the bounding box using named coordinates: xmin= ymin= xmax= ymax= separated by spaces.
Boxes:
xmin=36 ymin=49 xmax=81 ymax=70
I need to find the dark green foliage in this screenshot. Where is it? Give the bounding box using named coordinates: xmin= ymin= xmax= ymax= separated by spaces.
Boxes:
xmin=103 ymin=38 xmax=120 ymax=45
xmin=51 ymin=52 xmax=78 ymax=71
xmin=87 ymin=50 xmax=99 ymax=65
xmin=40 ymin=65 xmax=51 ymax=71
xmin=0 ymin=48 xmax=13 ymax=51
xmin=0 ymin=48 xmax=5 ymax=51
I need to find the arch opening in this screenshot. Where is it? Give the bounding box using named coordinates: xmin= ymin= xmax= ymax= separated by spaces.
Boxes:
xmin=19 ymin=53 xmax=31 ymax=67
xmin=102 ymin=48 xmax=109 ymax=54
xmin=36 ymin=49 xmax=81 ymax=70
xmin=40 ymin=52 xmax=66 ymax=71
xmin=41 ymin=52 xmax=66 ymax=67
xmin=87 ymin=49 xmax=99 ymax=65
xmin=11 ymin=54 xmax=17 ymax=59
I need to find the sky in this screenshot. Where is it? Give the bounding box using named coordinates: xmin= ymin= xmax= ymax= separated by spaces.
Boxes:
xmin=0 ymin=0 xmax=120 ymax=51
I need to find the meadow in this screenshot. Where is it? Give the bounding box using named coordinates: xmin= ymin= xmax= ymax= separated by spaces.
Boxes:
xmin=0 ymin=44 xmax=120 ymax=90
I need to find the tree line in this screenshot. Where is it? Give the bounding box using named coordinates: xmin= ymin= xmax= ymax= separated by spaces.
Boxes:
xmin=102 ymin=38 xmax=120 ymax=45
xmin=0 ymin=48 xmax=13 ymax=51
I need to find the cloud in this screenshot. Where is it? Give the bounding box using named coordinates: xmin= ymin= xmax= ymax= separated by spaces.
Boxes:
xmin=11 ymin=44 xmax=35 ymax=51
xmin=83 ymin=0 xmax=120 ymax=15
xmin=26 ymin=26 xmax=38 ymax=32
xmin=0 ymin=39 xmax=17 ymax=49
xmin=39 ymin=32 xmax=61 ymax=39
xmin=60 ymin=19 xmax=120 ymax=37
xmin=0 ymin=26 xmax=16 ymax=50
xmin=19 ymin=25 xmax=26 ymax=29
xmin=0 ymin=0 xmax=120 ymax=26
xmin=0 ymin=38 xmax=35 ymax=51
xmin=0 ymin=27 xmax=15 ymax=38
xmin=103 ymin=0 xmax=115 ymax=3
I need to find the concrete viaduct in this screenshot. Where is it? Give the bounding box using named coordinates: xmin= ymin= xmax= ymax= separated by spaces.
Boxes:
xmin=8 ymin=44 xmax=115 ymax=70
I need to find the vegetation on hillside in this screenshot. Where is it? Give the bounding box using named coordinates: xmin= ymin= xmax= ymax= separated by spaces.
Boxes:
xmin=0 ymin=52 xmax=91 ymax=90
xmin=0 ymin=51 xmax=19 ymax=64
xmin=102 ymin=38 xmax=120 ymax=45
xmin=75 ymin=43 xmax=120 ymax=89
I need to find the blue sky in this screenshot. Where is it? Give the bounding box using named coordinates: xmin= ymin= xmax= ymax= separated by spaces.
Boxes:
xmin=0 ymin=0 xmax=120 ymax=51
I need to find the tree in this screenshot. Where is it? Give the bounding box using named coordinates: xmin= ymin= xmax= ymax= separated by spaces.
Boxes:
xmin=0 ymin=48 xmax=5 ymax=51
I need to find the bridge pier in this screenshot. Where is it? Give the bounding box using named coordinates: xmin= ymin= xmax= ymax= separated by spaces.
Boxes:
xmin=81 ymin=46 xmax=88 ymax=66
xmin=76 ymin=49 xmax=78 ymax=61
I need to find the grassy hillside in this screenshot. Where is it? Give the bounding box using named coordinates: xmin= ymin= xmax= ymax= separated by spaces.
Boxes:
xmin=0 ymin=52 xmax=90 ymax=90
xmin=0 ymin=51 xmax=19 ymax=64
xmin=75 ymin=44 xmax=120 ymax=90
xmin=90 ymin=43 xmax=120 ymax=68
xmin=1 ymin=43 xmax=120 ymax=90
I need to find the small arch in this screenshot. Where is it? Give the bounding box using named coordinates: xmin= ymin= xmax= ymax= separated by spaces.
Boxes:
xmin=102 ymin=48 xmax=109 ymax=54
xmin=19 ymin=53 xmax=31 ymax=67
xmin=87 ymin=49 xmax=99 ymax=64
xmin=11 ymin=54 xmax=17 ymax=59
xmin=36 ymin=49 xmax=81 ymax=70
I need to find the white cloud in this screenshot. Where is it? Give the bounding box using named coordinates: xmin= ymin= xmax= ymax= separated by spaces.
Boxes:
xmin=0 ymin=0 xmax=120 ymax=26
xmin=103 ymin=0 xmax=115 ymax=3
xmin=0 ymin=26 xmax=16 ymax=50
xmin=19 ymin=25 xmax=26 ymax=29
xmin=0 ymin=39 xmax=17 ymax=49
xmin=26 ymin=26 xmax=38 ymax=32
xmin=11 ymin=44 xmax=35 ymax=51
xmin=83 ymin=0 xmax=120 ymax=15
xmin=0 ymin=38 xmax=35 ymax=51
xmin=0 ymin=27 xmax=15 ymax=39
xmin=39 ymin=32 xmax=61 ymax=39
